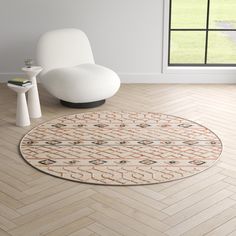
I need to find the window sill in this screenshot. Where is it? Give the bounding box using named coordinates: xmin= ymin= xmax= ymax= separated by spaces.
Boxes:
xmin=163 ymin=66 xmax=236 ymax=74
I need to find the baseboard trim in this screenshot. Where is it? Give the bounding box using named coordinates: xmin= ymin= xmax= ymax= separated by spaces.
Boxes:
xmin=119 ymin=73 xmax=236 ymax=84
xmin=1 ymin=72 xmax=236 ymax=84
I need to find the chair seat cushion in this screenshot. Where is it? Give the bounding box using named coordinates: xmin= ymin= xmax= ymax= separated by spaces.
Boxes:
xmin=40 ymin=63 xmax=120 ymax=103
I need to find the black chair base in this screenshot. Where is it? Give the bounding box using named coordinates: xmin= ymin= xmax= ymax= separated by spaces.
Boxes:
xmin=60 ymin=99 xmax=105 ymax=108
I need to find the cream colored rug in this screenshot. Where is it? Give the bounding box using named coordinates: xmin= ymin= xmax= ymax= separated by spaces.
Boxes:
xmin=20 ymin=111 xmax=222 ymax=185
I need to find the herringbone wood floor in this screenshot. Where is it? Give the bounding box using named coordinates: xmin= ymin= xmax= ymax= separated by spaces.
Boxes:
xmin=0 ymin=83 xmax=236 ymax=236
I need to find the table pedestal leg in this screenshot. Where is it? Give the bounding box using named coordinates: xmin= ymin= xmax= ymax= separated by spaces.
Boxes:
xmin=16 ymin=92 xmax=30 ymax=127
xmin=28 ymin=76 xmax=42 ymax=118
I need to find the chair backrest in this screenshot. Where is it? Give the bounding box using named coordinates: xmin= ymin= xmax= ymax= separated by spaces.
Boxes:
xmin=37 ymin=28 xmax=95 ymax=74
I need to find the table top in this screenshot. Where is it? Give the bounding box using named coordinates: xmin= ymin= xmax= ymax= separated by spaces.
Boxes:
xmin=22 ymin=66 xmax=43 ymax=72
xmin=7 ymin=83 xmax=33 ymax=92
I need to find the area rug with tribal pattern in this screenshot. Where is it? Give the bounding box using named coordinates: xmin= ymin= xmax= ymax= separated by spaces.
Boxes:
xmin=20 ymin=111 xmax=222 ymax=185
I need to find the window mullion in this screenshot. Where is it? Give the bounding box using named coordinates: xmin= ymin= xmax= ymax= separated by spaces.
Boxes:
xmin=168 ymin=0 xmax=172 ymax=65
xmin=204 ymin=0 xmax=211 ymax=64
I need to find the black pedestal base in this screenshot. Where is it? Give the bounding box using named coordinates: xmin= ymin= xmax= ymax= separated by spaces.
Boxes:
xmin=60 ymin=99 xmax=105 ymax=108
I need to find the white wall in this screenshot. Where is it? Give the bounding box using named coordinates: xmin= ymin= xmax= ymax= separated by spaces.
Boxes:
xmin=0 ymin=0 xmax=163 ymax=82
xmin=0 ymin=0 xmax=236 ymax=83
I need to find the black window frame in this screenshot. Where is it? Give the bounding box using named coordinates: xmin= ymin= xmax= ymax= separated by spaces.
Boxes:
xmin=168 ymin=0 xmax=236 ymax=67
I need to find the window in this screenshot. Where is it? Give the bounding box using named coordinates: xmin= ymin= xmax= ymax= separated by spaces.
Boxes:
xmin=168 ymin=0 xmax=236 ymax=66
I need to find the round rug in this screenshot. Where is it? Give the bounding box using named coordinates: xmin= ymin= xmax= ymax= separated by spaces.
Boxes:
xmin=20 ymin=111 xmax=222 ymax=185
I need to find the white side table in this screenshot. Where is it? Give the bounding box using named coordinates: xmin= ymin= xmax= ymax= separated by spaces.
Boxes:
xmin=22 ymin=66 xmax=43 ymax=118
xmin=8 ymin=84 xmax=33 ymax=127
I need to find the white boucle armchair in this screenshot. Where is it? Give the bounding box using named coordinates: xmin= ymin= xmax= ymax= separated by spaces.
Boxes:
xmin=37 ymin=28 xmax=120 ymax=108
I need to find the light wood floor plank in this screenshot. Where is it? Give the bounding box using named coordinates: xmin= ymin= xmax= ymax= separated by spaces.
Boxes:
xmin=10 ymin=207 xmax=94 ymax=236
xmin=165 ymin=198 xmax=236 ymax=236
xmin=205 ymin=217 xmax=236 ymax=236
xmin=164 ymin=189 xmax=234 ymax=226
xmin=181 ymin=207 xmax=236 ymax=236
xmin=89 ymin=212 xmax=143 ymax=236
xmin=162 ymin=182 xmax=230 ymax=216
xmin=17 ymin=185 xmax=92 ymax=215
xmin=91 ymin=192 xmax=170 ymax=232
xmin=43 ymin=217 xmax=94 ymax=236
xmin=68 ymin=228 xmax=95 ymax=236
xmin=13 ymin=192 xmax=95 ymax=226
xmin=88 ymin=222 xmax=122 ymax=236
